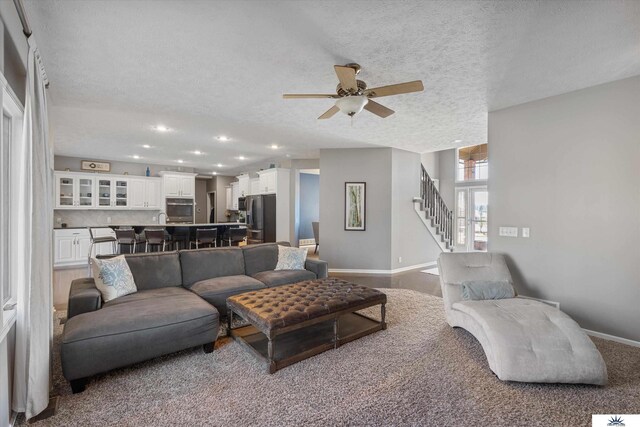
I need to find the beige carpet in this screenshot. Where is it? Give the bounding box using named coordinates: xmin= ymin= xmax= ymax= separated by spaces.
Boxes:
xmin=28 ymin=289 xmax=640 ymax=426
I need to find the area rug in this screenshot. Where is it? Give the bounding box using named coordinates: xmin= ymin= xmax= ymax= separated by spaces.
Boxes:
xmin=27 ymin=289 xmax=640 ymax=426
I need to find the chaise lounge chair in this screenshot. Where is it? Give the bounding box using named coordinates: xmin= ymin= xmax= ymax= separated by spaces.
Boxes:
xmin=438 ymin=252 xmax=607 ymax=385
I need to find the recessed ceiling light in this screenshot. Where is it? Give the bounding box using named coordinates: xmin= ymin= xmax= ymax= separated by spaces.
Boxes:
xmin=142 ymin=144 xmax=151 ymax=149
xmin=270 ymin=144 xmax=279 ymax=150
xmin=216 ymin=136 xmax=230 ymax=142
xmin=153 ymin=125 xmax=171 ymax=133
xmin=132 ymin=155 xmax=140 ymax=159
xmin=177 ymin=159 xmax=184 ymax=163
xmin=216 ymin=163 xmax=223 ymax=168
xmin=193 ymin=150 xmax=203 ymax=155
xmin=285 ymin=154 xmax=291 ymax=158
xmin=212 ymin=172 xmax=217 ymax=175
xmin=237 ymin=155 xmax=246 ymax=160
xmin=453 ymin=139 xmax=462 ymax=143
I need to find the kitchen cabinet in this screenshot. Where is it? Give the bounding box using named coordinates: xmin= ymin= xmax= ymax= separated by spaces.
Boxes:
xmin=231 ymin=182 xmax=240 ymax=210
xmin=257 ymin=168 xmax=288 ymax=195
xmin=53 ymin=228 xmax=116 ymax=267
xmin=225 ymin=186 xmax=233 ymax=210
xmin=96 ymin=177 xmax=129 ymax=208
xmin=249 ymin=178 xmax=260 ymax=195
xmin=159 ymin=171 xmax=196 ymax=198
xmin=128 ymin=177 xmax=162 ymax=209
xmin=55 ymin=173 xmax=96 ymax=208
xmin=236 ymin=174 xmax=250 ymax=197
xmin=55 ymin=171 xmax=162 ymax=211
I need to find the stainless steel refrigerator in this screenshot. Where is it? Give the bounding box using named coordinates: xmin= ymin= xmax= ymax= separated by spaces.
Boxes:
xmin=245 ymin=194 xmax=276 ymax=243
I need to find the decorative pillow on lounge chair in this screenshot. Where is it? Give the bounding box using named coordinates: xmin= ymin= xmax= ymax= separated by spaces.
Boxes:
xmin=460 ymin=280 xmax=515 ymax=301
xmin=275 ymin=245 xmax=307 ymax=270
xmin=91 ymin=255 xmax=137 ymax=302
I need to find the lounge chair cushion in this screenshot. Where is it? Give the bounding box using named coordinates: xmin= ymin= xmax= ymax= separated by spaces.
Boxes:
xmin=452 ymin=297 xmax=607 ymax=385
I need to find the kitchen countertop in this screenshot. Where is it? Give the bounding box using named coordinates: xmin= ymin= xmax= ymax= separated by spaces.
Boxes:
xmin=54 ymin=223 xmax=246 ymax=230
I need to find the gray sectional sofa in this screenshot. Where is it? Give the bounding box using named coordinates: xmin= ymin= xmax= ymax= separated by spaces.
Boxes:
xmin=61 ymin=242 xmax=328 ymax=393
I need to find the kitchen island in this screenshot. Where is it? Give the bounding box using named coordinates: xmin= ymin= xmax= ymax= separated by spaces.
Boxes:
xmin=107 ymin=223 xmax=248 ymax=248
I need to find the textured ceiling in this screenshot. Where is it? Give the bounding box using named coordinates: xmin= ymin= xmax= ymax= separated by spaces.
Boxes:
xmin=25 ymin=0 xmax=640 ymax=175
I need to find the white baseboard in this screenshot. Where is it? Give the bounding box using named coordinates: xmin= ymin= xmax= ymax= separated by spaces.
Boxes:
xmin=329 ymin=261 xmax=437 ymax=275
xmin=583 ymin=329 xmax=640 ymax=348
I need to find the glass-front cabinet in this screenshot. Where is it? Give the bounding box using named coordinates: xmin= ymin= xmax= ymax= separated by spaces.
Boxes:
xmin=54 ymin=171 xmax=160 ymax=210
xmin=56 ymin=173 xmax=96 ymax=208
xmin=97 ymin=178 xmax=129 ymax=208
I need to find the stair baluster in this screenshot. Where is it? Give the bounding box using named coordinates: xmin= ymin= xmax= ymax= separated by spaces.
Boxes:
xmin=419 ymin=164 xmax=453 ymax=250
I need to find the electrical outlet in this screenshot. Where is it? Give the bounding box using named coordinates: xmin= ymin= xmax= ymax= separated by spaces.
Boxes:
xmin=152 ymin=216 xmax=157 ymax=222
xmin=107 ymin=216 xmax=111 ymax=224
xmin=398 ymin=257 xmax=402 ymax=263
xmin=522 ymin=227 xmax=530 ymax=238
xmin=56 ymin=217 xmax=61 ymax=224
xmin=499 ymin=226 xmax=518 ymax=237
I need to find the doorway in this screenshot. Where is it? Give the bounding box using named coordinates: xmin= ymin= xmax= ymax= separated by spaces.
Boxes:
xmin=454 ymin=186 xmax=488 ymax=252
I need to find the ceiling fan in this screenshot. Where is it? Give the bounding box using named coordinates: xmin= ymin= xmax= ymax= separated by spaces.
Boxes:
xmin=283 ymin=63 xmax=424 ymax=120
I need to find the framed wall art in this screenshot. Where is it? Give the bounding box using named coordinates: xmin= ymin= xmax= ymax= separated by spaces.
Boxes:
xmin=345 ymin=182 xmax=366 ymax=231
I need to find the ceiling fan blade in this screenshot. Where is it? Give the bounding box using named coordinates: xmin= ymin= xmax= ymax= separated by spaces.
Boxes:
xmin=364 ymin=100 xmax=395 ymax=118
xmin=334 ymin=65 xmax=358 ymax=92
xmin=283 ymin=94 xmax=339 ymax=99
xmin=365 ymin=80 xmax=424 ymax=98
xmin=318 ymin=105 xmax=339 ymax=120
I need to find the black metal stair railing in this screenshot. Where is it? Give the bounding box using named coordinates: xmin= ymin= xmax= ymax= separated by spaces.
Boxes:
xmin=420 ymin=164 xmax=453 ymax=249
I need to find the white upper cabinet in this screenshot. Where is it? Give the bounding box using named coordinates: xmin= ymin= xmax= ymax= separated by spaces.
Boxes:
xmin=249 ymin=178 xmax=260 ymax=195
xmin=231 ymin=182 xmax=240 ymax=210
xmin=225 ymin=186 xmax=233 ymax=210
xmin=159 ymin=171 xmax=196 ymax=198
xmin=56 ymin=173 xmax=96 ymax=208
xmin=236 ymin=174 xmax=250 ymax=197
xmin=128 ymin=177 xmax=162 ymax=209
xmin=257 ymin=168 xmax=286 ymax=195
xmin=55 ymin=171 xmax=161 ymax=210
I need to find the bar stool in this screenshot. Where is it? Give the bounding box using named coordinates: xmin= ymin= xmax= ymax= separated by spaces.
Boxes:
xmin=115 ymin=228 xmax=144 ymax=254
xmin=145 ymin=228 xmax=169 ymax=252
xmin=224 ymin=227 xmax=247 ymax=246
xmin=190 ymin=228 xmax=218 ymax=249
xmin=87 ymin=227 xmax=117 ymax=274
xmin=170 ymin=227 xmax=191 ymax=250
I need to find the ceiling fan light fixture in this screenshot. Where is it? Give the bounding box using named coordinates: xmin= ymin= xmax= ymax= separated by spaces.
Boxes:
xmin=335 ymin=95 xmax=368 ymax=117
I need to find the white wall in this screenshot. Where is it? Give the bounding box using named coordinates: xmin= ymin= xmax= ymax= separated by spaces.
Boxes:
xmin=391 ymin=149 xmax=443 ymax=269
xmin=488 ymin=75 xmax=640 ymax=341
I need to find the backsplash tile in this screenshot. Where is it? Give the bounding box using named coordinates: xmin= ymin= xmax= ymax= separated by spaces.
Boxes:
xmin=54 ymin=210 xmax=161 ymax=227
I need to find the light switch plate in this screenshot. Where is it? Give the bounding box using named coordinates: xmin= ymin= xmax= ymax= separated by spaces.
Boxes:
xmin=499 ymin=226 xmax=518 ymax=237
xmin=522 ymin=227 xmax=530 ymax=238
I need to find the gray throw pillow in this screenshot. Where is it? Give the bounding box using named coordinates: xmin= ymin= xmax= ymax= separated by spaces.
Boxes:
xmin=275 ymin=245 xmax=307 ymax=270
xmin=460 ymin=280 xmax=515 ymax=301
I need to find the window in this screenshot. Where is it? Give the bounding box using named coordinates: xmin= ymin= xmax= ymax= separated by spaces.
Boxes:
xmin=456 ymin=143 xmax=488 ymax=182
xmin=0 ymin=82 xmax=22 ymax=317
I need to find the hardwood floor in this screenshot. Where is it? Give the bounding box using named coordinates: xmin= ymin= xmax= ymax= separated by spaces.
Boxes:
xmin=330 ymin=269 xmax=442 ymax=298
xmin=301 ymin=245 xmax=442 ymax=298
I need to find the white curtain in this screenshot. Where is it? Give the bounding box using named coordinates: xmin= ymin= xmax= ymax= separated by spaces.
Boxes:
xmin=12 ymin=36 xmax=53 ymax=420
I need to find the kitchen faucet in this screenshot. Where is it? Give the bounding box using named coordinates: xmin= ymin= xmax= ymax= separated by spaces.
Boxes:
xmin=158 ymin=212 xmax=170 ymax=224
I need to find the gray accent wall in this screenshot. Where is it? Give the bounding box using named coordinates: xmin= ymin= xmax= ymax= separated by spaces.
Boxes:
xmin=299 ymin=173 xmax=319 ymax=240
xmin=488 ymin=75 xmax=640 ymax=341
xmin=320 ymin=147 xmax=442 ymax=271
xmin=320 ymin=148 xmax=393 ymax=270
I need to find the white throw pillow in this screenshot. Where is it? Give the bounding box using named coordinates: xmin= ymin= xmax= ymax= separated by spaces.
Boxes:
xmin=91 ymin=255 xmax=137 ymax=302
xmin=275 ymin=245 xmax=307 ymax=270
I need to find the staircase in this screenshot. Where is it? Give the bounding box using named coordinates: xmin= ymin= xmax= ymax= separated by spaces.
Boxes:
xmin=414 ymin=164 xmax=454 ymax=252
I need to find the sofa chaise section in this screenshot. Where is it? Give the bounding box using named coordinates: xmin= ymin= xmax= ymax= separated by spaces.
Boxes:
xmin=61 ymin=252 xmax=220 ymax=393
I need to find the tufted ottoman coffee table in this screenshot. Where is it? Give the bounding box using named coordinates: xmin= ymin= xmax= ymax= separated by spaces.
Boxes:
xmin=227 ymin=278 xmax=387 ymax=373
